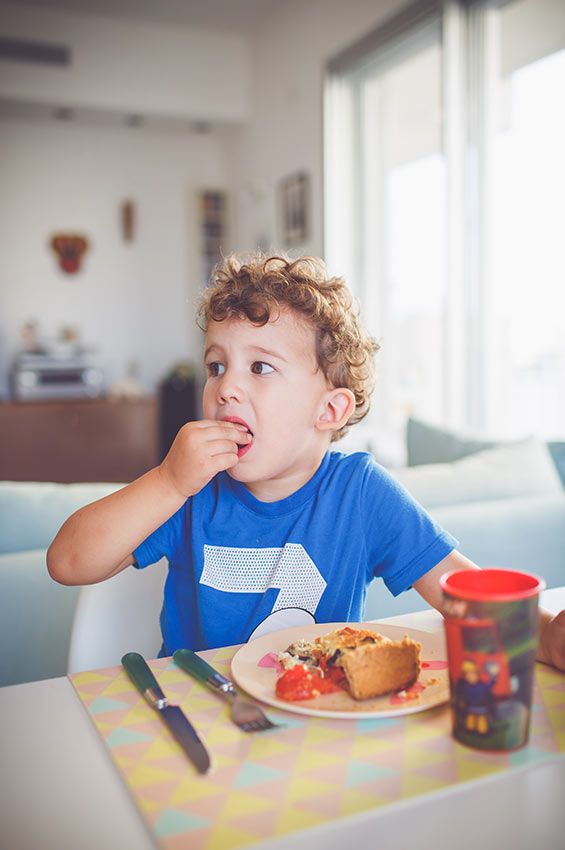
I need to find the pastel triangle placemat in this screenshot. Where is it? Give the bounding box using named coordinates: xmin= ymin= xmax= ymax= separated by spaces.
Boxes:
xmin=69 ymin=650 xmax=565 ymax=850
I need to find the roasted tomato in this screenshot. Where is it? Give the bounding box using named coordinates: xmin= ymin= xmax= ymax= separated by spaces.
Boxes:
xmin=319 ymin=656 xmax=347 ymax=687
xmin=275 ymin=663 xmax=343 ymax=701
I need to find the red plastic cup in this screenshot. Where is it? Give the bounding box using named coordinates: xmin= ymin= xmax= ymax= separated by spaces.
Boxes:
xmin=439 ymin=568 xmax=546 ymax=751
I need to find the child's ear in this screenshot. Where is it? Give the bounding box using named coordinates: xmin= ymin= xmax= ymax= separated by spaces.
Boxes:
xmin=316 ymin=388 xmax=356 ymax=434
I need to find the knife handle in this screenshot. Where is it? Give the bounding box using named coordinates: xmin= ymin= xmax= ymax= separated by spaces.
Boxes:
xmin=174 ymin=649 xmax=233 ymax=694
xmin=122 ymin=652 xmax=167 ymax=708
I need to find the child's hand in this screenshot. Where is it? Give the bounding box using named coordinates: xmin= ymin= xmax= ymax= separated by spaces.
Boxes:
xmin=158 ymin=420 xmax=251 ymax=499
xmin=539 ymin=610 xmax=565 ymax=671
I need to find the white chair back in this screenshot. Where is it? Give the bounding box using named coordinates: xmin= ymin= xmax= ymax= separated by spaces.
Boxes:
xmin=67 ymin=559 xmax=167 ymax=673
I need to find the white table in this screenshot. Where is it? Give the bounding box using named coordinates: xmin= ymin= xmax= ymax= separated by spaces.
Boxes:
xmin=1 ymin=588 xmax=564 ymax=850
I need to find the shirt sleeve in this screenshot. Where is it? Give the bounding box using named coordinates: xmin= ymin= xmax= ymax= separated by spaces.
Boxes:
xmin=133 ymin=504 xmax=186 ymax=570
xmin=361 ymin=455 xmax=458 ymax=596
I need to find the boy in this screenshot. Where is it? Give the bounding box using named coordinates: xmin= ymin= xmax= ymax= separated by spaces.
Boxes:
xmin=47 ymin=254 xmax=565 ymax=670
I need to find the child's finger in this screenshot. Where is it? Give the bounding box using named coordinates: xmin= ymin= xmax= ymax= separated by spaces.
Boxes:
xmin=208 ymin=435 xmax=251 ymax=456
xmin=197 ymin=418 xmax=249 ymax=429
xmin=210 ymin=451 xmax=240 ymax=472
xmin=202 ymin=423 xmax=251 ymax=442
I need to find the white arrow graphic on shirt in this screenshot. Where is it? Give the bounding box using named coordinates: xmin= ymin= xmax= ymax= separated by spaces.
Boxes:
xmin=200 ymin=543 xmax=326 ymax=615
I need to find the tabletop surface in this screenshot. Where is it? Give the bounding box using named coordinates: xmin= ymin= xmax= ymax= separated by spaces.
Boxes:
xmin=1 ymin=588 xmax=564 ymax=850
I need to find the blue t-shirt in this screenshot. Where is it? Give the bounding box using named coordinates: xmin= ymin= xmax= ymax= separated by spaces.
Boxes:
xmin=134 ymin=450 xmax=457 ymax=654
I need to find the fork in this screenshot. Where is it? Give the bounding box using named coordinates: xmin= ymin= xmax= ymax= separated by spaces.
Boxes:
xmin=173 ymin=649 xmax=279 ymax=733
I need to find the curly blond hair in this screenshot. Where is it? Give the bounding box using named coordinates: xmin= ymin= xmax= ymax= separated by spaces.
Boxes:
xmin=197 ymin=253 xmax=379 ymax=441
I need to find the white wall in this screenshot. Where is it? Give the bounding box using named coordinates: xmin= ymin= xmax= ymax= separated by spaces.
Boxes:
xmin=0 ymin=0 xmax=409 ymax=399
xmin=0 ymin=118 xmax=227 ymax=396
xmin=0 ymin=2 xmax=251 ymax=121
xmin=224 ymin=0 xmax=408 ymax=258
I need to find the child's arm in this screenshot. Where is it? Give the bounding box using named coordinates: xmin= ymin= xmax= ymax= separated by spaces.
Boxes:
xmin=413 ymin=551 xmax=565 ymax=671
xmin=47 ymin=420 xmax=250 ymax=586
xmin=412 ymin=550 xmax=479 ymax=611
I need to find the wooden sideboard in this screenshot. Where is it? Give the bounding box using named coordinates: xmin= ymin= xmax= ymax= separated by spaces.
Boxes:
xmin=0 ymin=397 xmax=158 ymax=483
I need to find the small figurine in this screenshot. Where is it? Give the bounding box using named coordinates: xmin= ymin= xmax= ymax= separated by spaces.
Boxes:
xmin=20 ymin=320 xmax=44 ymax=354
xmin=109 ymin=359 xmax=144 ymax=399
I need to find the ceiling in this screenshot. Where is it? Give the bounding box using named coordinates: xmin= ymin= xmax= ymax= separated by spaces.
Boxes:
xmin=10 ymin=0 xmax=285 ymax=33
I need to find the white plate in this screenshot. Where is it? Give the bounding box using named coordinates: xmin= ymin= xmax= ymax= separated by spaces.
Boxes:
xmin=231 ymin=622 xmax=450 ymax=719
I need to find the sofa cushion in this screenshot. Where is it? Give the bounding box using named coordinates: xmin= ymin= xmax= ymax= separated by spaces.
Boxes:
xmin=0 ymin=548 xmax=80 ymax=686
xmin=406 ymin=417 xmax=499 ymax=466
xmin=394 ymin=438 xmax=563 ymax=509
xmin=432 ymin=493 xmax=565 ymax=589
xmin=0 ymin=481 xmax=123 ymax=555
xmin=548 ymin=442 xmax=565 ymax=488
xmin=406 ymin=417 xmax=565 ymax=488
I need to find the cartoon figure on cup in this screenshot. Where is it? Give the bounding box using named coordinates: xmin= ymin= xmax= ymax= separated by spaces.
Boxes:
xmin=455 ymin=658 xmax=498 ymax=735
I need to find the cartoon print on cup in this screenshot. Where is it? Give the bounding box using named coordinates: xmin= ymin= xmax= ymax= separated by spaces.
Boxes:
xmin=441 ymin=569 xmax=543 ymax=753
xmin=455 ymin=658 xmax=498 ymax=736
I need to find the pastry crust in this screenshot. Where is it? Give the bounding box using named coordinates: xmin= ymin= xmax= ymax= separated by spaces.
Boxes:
xmin=337 ymin=635 xmax=421 ymax=699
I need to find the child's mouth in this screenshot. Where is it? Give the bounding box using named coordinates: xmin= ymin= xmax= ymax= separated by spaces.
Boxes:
xmin=236 ymin=425 xmax=254 ymax=458
xmin=237 ymin=437 xmax=253 ymax=458
xmin=221 ymin=416 xmax=254 ymax=458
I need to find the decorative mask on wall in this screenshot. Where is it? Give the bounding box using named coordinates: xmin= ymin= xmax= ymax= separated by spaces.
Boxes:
xmin=50 ymin=234 xmax=90 ymax=274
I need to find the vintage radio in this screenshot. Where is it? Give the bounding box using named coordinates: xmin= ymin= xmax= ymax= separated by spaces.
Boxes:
xmin=11 ymin=353 xmax=105 ymax=400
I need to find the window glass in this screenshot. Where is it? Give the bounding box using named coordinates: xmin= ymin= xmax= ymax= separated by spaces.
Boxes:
xmin=357 ymin=29 xmax=446 ymax=436
xmin=487 ymin=40 xmax=565 ymax=437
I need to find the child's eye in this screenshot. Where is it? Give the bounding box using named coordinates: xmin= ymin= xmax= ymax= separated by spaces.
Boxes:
xmin=207 ymin=361 xmax=225 ymax=377
xmin=251 ymin=361 xmax=274 ymax=375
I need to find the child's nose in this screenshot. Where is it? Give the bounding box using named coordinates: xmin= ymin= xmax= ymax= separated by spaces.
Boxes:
xmin=217 ymin=371 xmax=244 ymax=403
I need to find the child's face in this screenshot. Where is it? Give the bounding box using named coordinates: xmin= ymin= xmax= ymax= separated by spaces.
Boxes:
xmin=203 ymin=309 xmax=333 ymax=500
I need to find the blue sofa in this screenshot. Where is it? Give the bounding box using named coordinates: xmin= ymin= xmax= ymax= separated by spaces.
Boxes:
xmin=0 ymin=482 xmax=122 ymax=687
xmin=2 ymin=427 xmax=564 ymax=687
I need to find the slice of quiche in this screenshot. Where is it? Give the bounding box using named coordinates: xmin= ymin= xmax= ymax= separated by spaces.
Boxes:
xmin=279 ymin=626 xmax=421 ymax=700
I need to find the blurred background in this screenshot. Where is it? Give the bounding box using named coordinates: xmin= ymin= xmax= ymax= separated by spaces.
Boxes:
xmin=0 ymin=0 xmax=564 ymax=482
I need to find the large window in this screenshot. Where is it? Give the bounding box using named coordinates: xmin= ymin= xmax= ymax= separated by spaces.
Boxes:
xmin=482 ymin=4 xmax=565 ymax=438
xmin=325 ymin=0 xmax=565 ymax=445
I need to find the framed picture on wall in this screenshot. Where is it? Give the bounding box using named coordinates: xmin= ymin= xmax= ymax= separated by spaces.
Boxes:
xmin=198 ymin=189 xmax=228 ymax=283
xmin=279 ymin=172 xmax=309 ymax=247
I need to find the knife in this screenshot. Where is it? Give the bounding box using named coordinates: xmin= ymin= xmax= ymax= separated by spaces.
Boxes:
xmin=121 ymin=652 xmax=210 ymax=774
